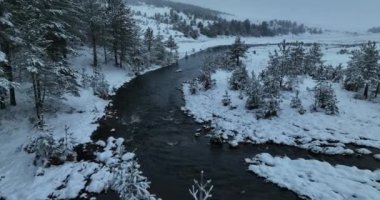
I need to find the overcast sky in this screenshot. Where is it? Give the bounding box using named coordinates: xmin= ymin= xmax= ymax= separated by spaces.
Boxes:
xmin=170 ymin=0 xmax=380 ymax=32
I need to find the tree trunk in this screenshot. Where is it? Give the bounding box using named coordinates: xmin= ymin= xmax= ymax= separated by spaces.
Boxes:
xmin=32 ymin=73 xmax=43 ymax=125
xmin=92 ymin=33 xmax=98 ymax=67
xmin=119 ymin=53 xmax=123 ymax=68
xmin=375 ymin=82 xmax=380 ymax=98
xmin=364 ymin=83 xmax=369 ymax=99
xmin=103 ymin=45 xmax=107 ymax=64
xmin=4 ymin=63 xmax=16 ymax=106
xmin=113 ymin=43 xmax=118 ymax=66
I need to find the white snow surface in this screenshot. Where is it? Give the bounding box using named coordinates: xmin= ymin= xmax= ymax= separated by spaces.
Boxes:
xmin=183 ymin=45 xmax=380 ymax=154
xmin=0 ymin=51 xmax=6 ymax=62
xmin=246 ymin=153 xmax=380 ymax=200
xmin=0 ymin=46 xmax=159 ymax=199
xmin=1 ymin=2 xmax=380 ymax=199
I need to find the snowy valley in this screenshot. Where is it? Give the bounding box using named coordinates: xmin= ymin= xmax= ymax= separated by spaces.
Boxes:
xmin=0 ymin=0 xmax=380 ymax=200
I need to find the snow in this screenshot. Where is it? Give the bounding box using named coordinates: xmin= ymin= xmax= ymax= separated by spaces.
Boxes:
xmin=1 ymin=2 xmax=380 ymax=199
xmin=0 ymin=51 xmax=6 ymax=62
xmin=246 ymin=153 xmax=380 ymax=200
xmin=0 ymin=45 xmax=160 ymax=199
xmin=171 ymin=0 xmax=380 ymax=32
xmin=356 ymin=148 xmax=372 ymax=155
xmin=183 ymin=45 xmax=380 ymax=154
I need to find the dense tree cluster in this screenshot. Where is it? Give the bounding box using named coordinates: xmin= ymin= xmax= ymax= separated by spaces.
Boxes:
xmin=200 ymin=19 xmax=321 ymax=38
xmin=227 ymin=39 xmax=342 ymax=118
xmin=0 ymin=0 xmax=175 ymax=126
xmin=368 ymin=26 xmax=380 ymax=33
xmin=344 ymin=42 xmax=380 ymax=99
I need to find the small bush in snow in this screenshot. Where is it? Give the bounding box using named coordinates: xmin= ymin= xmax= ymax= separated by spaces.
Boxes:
xmin=112 ymin=159 xmax=155 ymax=200
xmin=26 ymin=133 xmax=63 ymax=167
xmin=189 ymin=79 xmax=200 ymax=95
xmin=80 ymin=68 xmax=92 ymax=88
xmin=91 ymin=72 xmax=110 ymax=99
xmin=290 ymin=90 xmax=306 ymax=114
xmin=199 ymin=71 xmax=214 ymax=91
xmin=257 ymin=97 xmax=280 ymax=119
xmin=189 ymin=171 xmax=213 ymax=200
xmin=222 ymin=90 xmax=231 ymax=106
xmin=313 ymin=81 xmax=339 ymax=115
xmin=26 ymin=127 xmax=77 ymax=167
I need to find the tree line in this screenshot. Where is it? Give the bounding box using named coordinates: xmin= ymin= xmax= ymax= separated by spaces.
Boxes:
xmin=144 ymin=7 xmax=322 ymax=40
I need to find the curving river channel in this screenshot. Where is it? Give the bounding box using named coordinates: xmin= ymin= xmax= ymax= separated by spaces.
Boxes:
xmin=93 ymin=46 xmax=379 ymax=200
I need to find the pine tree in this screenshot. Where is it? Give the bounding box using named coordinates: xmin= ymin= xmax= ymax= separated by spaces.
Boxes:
xmin=229 ymin=65 xmax=249 ymax=91
xmin=144 ymin=27 xmax=154 ymax=52
xmin=344 ymin=42 xmax=380 ymax=99
xmin=107 ymin=0 xmax=139 ymax=68
xmin=313 ymin=81 xmax=339 ymax=115
xmin=360 ymin=42 xmax=380 ymax=99
xmin=304 ymin=43 xmax=323 ymax=77
xmin=229 ymin=36 xmax=248 ymax=67
xmin=82 ymin=0 xmax=104 ymax=67
xmin=152 ymin=33 xmax=167 ymax=66
xmin=245 ymin=71 xmax=263 ymax=110
xmin=289 ymin=41 xmax=305 ymax=76
xmin=166 ymin=35 xmax=178 ymax=52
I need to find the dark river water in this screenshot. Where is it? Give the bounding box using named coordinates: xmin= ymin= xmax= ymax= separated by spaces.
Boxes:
xmin=92 ymin=47 xmax=379 ymax=200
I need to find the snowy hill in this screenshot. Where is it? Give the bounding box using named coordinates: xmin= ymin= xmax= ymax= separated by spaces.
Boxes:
xmin=170 ymin=0 xmax=380 ymax=32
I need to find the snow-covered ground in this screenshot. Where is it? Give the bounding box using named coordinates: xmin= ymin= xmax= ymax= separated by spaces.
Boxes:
xmin=183 ymin=43 xmax=380 ymax=155
xmin=0 ymin=47 xmax=160 ymax=199
xmin=1 ymin=2 xmax=380 ymax=199
xmin=246 ymin=153 xmax=380 ymax=200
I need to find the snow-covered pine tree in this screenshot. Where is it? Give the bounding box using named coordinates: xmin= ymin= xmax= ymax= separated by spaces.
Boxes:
xmin=245 ymin=71 xmax=263 ymax=110
xmin=266 ymin=50 xmax=287 ymax=89
xmin=344 ymin=42 xmax=380 ymax=99
xmin=107 ymin=0 xmax=139 ymax=68
xmin=152 ymin=33 xmax=167 ymax=66
xmin=304 ymin=43 xmax=323 ymax=77
xmin=4 ymin=0 xmax=82 ymax=125
xmin=166 ymin=35 xmax=178 ymax=53
xmin=144 ymin=27 xmax=154 ymax=52
xmin=82 ymin=0 xmax=105 ymax=67
xmin=165 ymin=35 xmax=179 ymax=64
xmin=258 ymin=69 xmax=281 ymax=118
xmin=360 ymin=42 xmax=380 ymax=99
xmin=229 ymin=36 xmax=248 ymax=67
xmin=229 ymin=65 xmax=249 ymax=91
xmin=344 ymin=49 xmax=364 ymax=92
xmin=313 ymin=80 xmax=339 ymax=115
xmin=0 ymin=1 xmax=18 ymax=107
xmin=289 ymin=41 xmax=305 ymax=76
